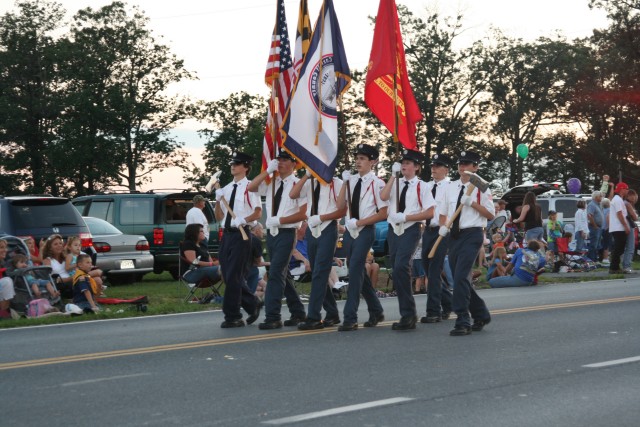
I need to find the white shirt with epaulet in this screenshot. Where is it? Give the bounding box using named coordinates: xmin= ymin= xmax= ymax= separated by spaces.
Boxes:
xmin=258 ymin=175 xmax=307 ymax=229
xmin=221 ymin=177 xmax=261 ymax=226
xmin=388 ymin=176 xmax=435 ymax=228
xmin=344 ymin=171 xmax=389 ymax=232
xmin=442 ymin=179 xmax=495 ymax=229
xmin=302 ymin=177 xmax=343 ymax=233
xmin=426 ymin=178 xmax=451 ymax=228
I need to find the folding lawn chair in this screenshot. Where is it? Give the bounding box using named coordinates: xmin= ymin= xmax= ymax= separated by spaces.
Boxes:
xmin=179 ymin=243 xmax=223 ymax=303
xmin=556 ymin=237 xmax=593 ymax=272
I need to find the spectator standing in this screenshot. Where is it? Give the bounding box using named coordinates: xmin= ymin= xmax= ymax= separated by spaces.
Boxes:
xmin=600 ymin=198 xmax=611 ymax=264
xmin=587 ymin=191 xmax=605 ymax=262
xmin=622 ymin=189 xmax=638 ymax=273
xmin=512 ymin=192 xmax=544 ymax=242
xmin=609 ymin=182 xmax=630 ymax=274
xmin=574 ymin=200 xmax=589 ymax=252
xmin=186 ymin=195 xmax=210 ymax=245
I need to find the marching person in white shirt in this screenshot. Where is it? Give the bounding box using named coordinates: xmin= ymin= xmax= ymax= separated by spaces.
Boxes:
xmin=335 ymin=144 xmax=388 ymax=331
xmin=290 ymin=170 xmax=346 ymax=330
xmin=420 ymin=153 xmax=454 ymax=324
xmin=438 ymin=151 xmax=495 ymax=336
xmin=214 ymin=152 xmax=263 ymax=328
xmin=247 ymin=151 xmax=308 ymax=330
xmin=380 ymin=149 xmax=435 ymax=331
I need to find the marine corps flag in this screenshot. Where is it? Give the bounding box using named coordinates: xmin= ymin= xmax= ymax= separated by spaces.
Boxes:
xmin=281 ymin=0 xmax=351 ymax=184
xmin=365 ymin=0 xmax=422 ymax=150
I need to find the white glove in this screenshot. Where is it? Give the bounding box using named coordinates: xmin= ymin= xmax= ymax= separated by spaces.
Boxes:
xmin=231 ymin=216 xmax=246 ymax=228
xmin=266 ymin=159 xmax=278 ymax=174
xmin=308 ymin=215 xmax=322 ymax=228
xmin=346 ymin=218 xmax=358 ymax=232
xmin=392 ymin=162 xmax=401 ymax=174
xmin=266 ymin=216 xmax=281 ymax=228
xmin=342 ymin=170 xmax=351 ymax=181
xmin=460 ymin=195 xmax=473 ymax=207
xmin=438 ymin=225 xmax=449 ymax=237
xmin=215 ymin=188 xmax=225 ymax=200
xmin=305 ymin=170 xmax=312 ymax=178
xmin=389 ymin=212 xmax=406 ymax=224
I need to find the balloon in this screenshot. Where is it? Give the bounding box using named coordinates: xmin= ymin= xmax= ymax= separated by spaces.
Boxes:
xmin=516 ymin=143 xmax=529 ymax=159
xmin=567 ymin=178 xmax=581 ymax=195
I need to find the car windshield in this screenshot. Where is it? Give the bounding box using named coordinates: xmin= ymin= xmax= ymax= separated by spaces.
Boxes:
xmin=83 ymin=217 xmax=123 ymax=236
xmin=9 ymin=199 xmax=83 ymax=228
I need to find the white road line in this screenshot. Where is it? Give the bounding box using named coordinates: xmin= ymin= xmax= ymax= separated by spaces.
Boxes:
xmin=262 ymin=397 xmax=415 ymax=425
xmin=61 ymin=373 xmax=151 ymax=387
xmin=583 ymin=356 xmax=640 ymax=368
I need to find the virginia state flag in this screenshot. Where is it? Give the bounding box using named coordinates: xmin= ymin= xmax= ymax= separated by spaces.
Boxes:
xmin=281 ymin=0 xmax=351 ymax=185
xmin=365 ymin=0 xmax=423 ymax=150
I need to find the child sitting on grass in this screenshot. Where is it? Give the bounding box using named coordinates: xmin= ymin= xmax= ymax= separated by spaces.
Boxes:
xmin=72 ymin=254 xmax=101 ymax=313
xmin=486 ymin=246 xmax=508 ymax=280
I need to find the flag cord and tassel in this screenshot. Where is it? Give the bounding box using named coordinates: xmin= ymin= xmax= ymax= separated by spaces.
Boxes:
xmin=314 ymin=0 xmax=327 ymax=146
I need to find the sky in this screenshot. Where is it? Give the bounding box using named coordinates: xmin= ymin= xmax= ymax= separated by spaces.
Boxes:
xmin=1 ymin=0 xmax=610 ymax=190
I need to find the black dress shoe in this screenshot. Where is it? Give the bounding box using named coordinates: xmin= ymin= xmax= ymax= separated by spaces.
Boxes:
xmin=449 ymin=326 xmax=472 ymax=336
xmin=258 ymin=320 xmax=283 ymax=330
xmin=246 ymin=300 xmax=263 ymax=325
xmin=363 ymin=313 xmax=385 ymax=327
xmin=471 ymin=317 xmax=491 ymax=332
xmin=392 ymin=316 xmax=418 ymax=331
xmin=338 ymin=322 xmax=358 ymax=331
xmin=283 ymin=314 xmax=307 ymax=327
xmin=323 ymin=315 xmax=341 ymax=327
xmin=441 ymin=311 xmax=451 ymax=320
xmin=221 ymin=319 xmax=245 ymax=328
xmin=298 ymin=320 xmax=325 ymax=330
xmin=420 ymin=315 xmax=441 ymax=324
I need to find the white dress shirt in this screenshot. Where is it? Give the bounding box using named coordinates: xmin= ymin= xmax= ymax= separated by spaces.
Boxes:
xmin=388 ymin=176 xmax=435 ymax=228
xmin=302 ymin=177 xmax=343 ymax=233
xmin=426 ymin=178 xmax=451 ymax=227
xmin=344 ymin=171 xmax=389 ymax=231
xmin=441 ymin=179 xmax=495 ymax=229
xmin=220 ymin=177 xmax=260 ymax=226
xmin=258 ymin=174 xmax=307 ymax=229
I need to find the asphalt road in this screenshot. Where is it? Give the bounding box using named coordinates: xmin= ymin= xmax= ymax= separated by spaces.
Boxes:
xmin=2 ymin=278 xmax=640 ymax=427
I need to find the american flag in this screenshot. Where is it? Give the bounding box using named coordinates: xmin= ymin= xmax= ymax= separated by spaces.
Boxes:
xmin=262 ymin=0 xmax=295 ymax=177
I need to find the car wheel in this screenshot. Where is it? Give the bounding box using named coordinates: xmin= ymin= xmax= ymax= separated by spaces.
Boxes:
xmin=169 ymin=266 xmax=180 ymax=281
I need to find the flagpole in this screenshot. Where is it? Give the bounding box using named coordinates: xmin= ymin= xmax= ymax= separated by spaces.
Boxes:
xmin=394 ymin=74 xmax=400 ymax=213
xmin=271 ymin=79 xmax=278 ymax=216
xmin=314 ymin=0 xmax=327 ymax=146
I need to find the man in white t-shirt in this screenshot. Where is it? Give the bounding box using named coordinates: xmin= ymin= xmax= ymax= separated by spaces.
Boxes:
xmin=186 ymin=195 xmax=210 ymax=244
xmin=608 ymin=182 xmax=630 ymax=274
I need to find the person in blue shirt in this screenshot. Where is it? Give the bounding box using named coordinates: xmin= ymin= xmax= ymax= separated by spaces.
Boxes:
xmin=488 ymin=240 xmax=546 ymax=288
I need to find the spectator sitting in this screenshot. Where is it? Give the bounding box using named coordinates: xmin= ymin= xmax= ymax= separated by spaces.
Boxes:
xmin=65 ymin=236 xmax=104 ymax=296
xmin=247 ymin=222 xmax=269 ymax=295
xmin=25 ymin=236 xmax=43 ymax=266
xmin=289 ymin=222 xmax=311 ymax=276
xmin=11 ymin=253 xmax=60 ymax=302
xmin=366 ymin=249 xmax=381 ymax=289
xmin=0 ymin=240 xmax=17 ymax=319
xmin=488 ymin=240 xmax=546 ymax=288
xmin=492 ymin=232 xmax=505 ymax=249
xmin=486 ymin=246 xmax=508 ymax=280
xmin=42 ymin=234 xmax=72 ymax=296
xmin=180 ymin=223 xmax=220 ymax=284
xmin=72 ymin=253 xmax=101 ymax=313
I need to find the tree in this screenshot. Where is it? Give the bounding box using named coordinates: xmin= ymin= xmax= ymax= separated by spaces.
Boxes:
xmin=0 ymin=0 xmax=66 ymax=194
xmin=478 ymin=32 xmax=590 ymax=187
xmin=197 ymin=92 xmax=266 ymax=186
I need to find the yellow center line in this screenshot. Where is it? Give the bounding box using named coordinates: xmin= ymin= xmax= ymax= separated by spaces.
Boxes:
xmin=1 ymin=295 xmax=639 ymax=371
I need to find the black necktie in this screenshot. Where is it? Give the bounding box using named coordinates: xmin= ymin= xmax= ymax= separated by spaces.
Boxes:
xmin=224 ymin=183 xmax=237 ymax=229
xmin=311 ymin=180 xmax=321 ymax=216
xmin=450 ymin=185 xmax=465 ymax=238
xmin=399 ymin=180 xmax=409 ymax=213
xmin=428 ymin=183 xmax=437 ymax=226
xmin=273 ymin=180 xmax=284 ymax=216
xmin=351 ymin=178 xmax=362 ymax=220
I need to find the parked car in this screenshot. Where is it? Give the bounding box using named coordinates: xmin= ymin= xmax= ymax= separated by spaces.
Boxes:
xmin=0 ymin=195 xmax=95 ymax=258
xmin=72 ymin=191 xmax=219 ymax=279
xmin=82 ymin=217 xmax=154 ymax=284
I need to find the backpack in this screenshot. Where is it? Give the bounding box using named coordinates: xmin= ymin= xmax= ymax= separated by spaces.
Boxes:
xmin=520 ymin=249 xmax=540 ymax=274
xmin=27 ymin=298 xmax=53 ymax=318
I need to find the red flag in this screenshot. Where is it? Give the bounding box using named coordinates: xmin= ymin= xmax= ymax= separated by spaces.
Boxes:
xmin=365 ymin=0 xmax=423 ymax=150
